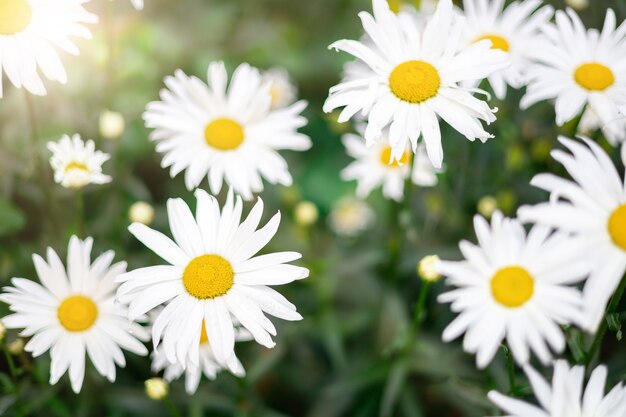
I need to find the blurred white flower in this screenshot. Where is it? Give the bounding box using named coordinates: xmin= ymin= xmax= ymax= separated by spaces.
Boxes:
xmin=129 ymin=201 xmax=155 ymax=225
xmin=324 ymin=0 xmax=508 ymax=169
xmin=521 ymin=9 xmax=626 ymax=144
xmin=438 ymin=212 xmax=589 ymax=368
xmin=0 ymin=0 xmax=97 ymax=97
xmin=99 ymin=110 xmax=125 ymax=140
xmin=294 ymin=201 xmax=319 ymax=226
xmin=48 ymin=134 xmax=112 ymax=190
xmin=261 ymin=67 xmax=297 ymax=109
xmin=145 ymin=377 xmax=168 ymax=400
xmin=130 ymin=0 xmax=144 ymax=10
xmin=328 ymin=198 xmax=375 ymax=237
xmin=0 ymin=236 xmax=149 ymax=393
xmin=144 ymin=62 xmax=311 ymax=199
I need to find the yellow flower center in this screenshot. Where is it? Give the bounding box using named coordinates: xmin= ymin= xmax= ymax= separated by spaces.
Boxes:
xmin=57 ymin=295 xmax=98 ymax=332
xmin=475 ymin=34 xmax=510 ymax=52
xmin=608 ymin=204 xmax=626 ymax=251
xmin=490 ymin=266 xmax=534 ymax=308
xmin=0 ymin=0 xmax=32 ymax=36
xmin=389 ymin=60 xmax=440 ymax=104
xmin=574 ymin=62 xmax=614 ymax=91
xmin=379 ymin=146 xmax=412 ymax=167
xmin=65 ymin=161 xmax=88 ymax=173
xmin=204 ymin=118 xmax=244 ymax=151
xmin=200 ymin=320 xmax=209 ymax=345
xmin=183 ymin=254 xmax=234 ymax=299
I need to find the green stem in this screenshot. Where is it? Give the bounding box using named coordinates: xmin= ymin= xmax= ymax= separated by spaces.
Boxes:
xmin=503 ymin=345 xmax=517 ymax=396
xmin=412 ymin=281 xmax=430 ymax=331
xmin=3 ymin=347 xmax=23 ymax=417
xmin=76 ymin=190 xmax=85 ymax=237
xmin=163 ymin=395 xmax=182 ymax=417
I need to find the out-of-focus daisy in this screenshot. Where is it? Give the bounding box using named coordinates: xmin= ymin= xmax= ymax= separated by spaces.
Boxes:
xmin=0 ymin=236 xmax=148 ymax=393
xmin=48 ymin=134 xmax=111 ymax=190
xmin=151 ymin=323 xmax=250 ymax=394
xmin=518 ymin=137 xmax=626 ymax=331
xmin=130 ymin=0 xmax=144 ymax=10
xmin=143 ymin=62 xmax=311 ymax=199
xmin=323 ymin=0 xmax=508 ymax=169
xmin=328 ymin=198 xmax=375 ymax=237
xmin=521 ymin=9 xmax=626 ymax=144
xmin=341 ymin=125 xmax=441 ymax=202
xmin=117 ymin=189 xmax=308 ymax=367
xmin=461 ymin=0 xmax=553 ymax=99
xmin=489 ymin=360 xmax=626 ymax=417
xmin=261 ymin=67 xmax=297 ymax=109
xmin=0 ymin=0 xmax=96 ymax=97
xmin=437 ymin=211 xmax=588 ymax=368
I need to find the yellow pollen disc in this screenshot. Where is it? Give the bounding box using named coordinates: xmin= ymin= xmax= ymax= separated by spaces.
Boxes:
xmin=183 ymin=254 xmax=234 ymax=299
xmin=0 ymin=0 xmax=32 ymax=36
xmin=389 ymin=60 xmax=440 ymax=104
xmin=57 ymin=295 xmax=98 ymax=332
xmin=490 ymin=266 xmax=534 ymax=308
xmin=574 ymin=62 xmax=614 ymax=91
xmin=608 ymin=204 xmax=626 ymax=251
xmin=475 ymin=34 xmax=510 ymax=52
xmin=65 ymin=161 xmax=88 ymax=173
xmin=204 ymin=118 xmax=245 ymax=151
xmin=387 ymin=0 xmax=402 ymax=13
xmin=199 ymin=319 xmax=209 ymax=344
xmin=379 ymin=146 xmax=412 ymax=167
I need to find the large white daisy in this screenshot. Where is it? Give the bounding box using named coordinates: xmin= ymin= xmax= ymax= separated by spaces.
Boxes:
xmin=143 ymin=62 xmax=311 ymax=200
xmin=323 ymin=0 xmax=508 ymax=169
xmin=518 ymin=137 xmax=626 ymax=332
xmin=461 ymin=0 xmax=554 ymax=99
xmin=489 ymin=360 xmax=626 ymax=417
xmin=48 ymin=134 xmax=112 ymax=190
xmin=341 ymin=125 xmax=441 ymax=201
xmin=116 ymin=189 xmax=308 ymax=368
xmin=0 ymin=0 xmax=96 ymax=97
xmin=437 ymin=211 xmax=589 ymax=368
xmin=0 ymin=236 xmax=148 ymax=393
xmin=521 ymin=8 xmax=626 ymax=144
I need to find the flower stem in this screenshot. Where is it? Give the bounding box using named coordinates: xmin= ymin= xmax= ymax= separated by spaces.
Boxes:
xmin=502 ymin=345 xmax=517 ymax=396
xmin=76 ymin=190 xmax=85 ymax=237
xmin=163 ymin=395 xmax=182 ymax=417
xmin=412 ymin=281 xmax=430 ymax=331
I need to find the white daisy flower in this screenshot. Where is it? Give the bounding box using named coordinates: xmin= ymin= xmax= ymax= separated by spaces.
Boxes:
xmin=48 ymin=134 xmax=112 ymax=190
xmin=461 ymin=0 xmax=553 ymax=100
xmin=328 ymin=198 xmax=375 ymax=237
xmin=116 ymin=189 xmax=308 ymax=368
xmin=437 ymin=211 xmax=589 ymax=368
xmin=143 ymin=62 xmax=311 ymax=200
xmin=489 ymin=360 xmax=626 ymax=417
xmin=261 ymin=67 xmax=298 ymax=110
xmin=323 ymin=0 xmax=508 ymax=169
xmin=341 ymin=125 xmax=441 ymax=202
xmin=151 ymin=322 xmax=250 ymax=394
xmin=0 ymin=236 xmax=149 ymax=393
xmin=518 ymin=137 xmax=626 ymax=332
xmin=130 ymin=0 xmax=144 ymax=10
xmin=521 ymin=8 xmax=626 ymax=144
xmin=0 ymin=0 xmax=96 ymax=97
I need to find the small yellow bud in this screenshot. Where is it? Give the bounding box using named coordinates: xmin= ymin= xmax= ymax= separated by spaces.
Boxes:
xmin=129 ymin=201 xmax=155 ymax=225
xmin=294 ymin=201 xmax=318 ymax=226
xmin=418 ymin=255 xmax=442 ymax=282
xmin=99 ymin=110 xmax=125 ymax=140
xmin=0 ymin=320 xmax=5 ymax=343
xmin=145 ymin=377 xmax=169 ymax=400
xmin=565 ymin=0 xmax=588 ymax=10
xmin=477 ymin=196 xmax=498 ymax=219
xmin=7 ymin=338 xmax=24 ymax=355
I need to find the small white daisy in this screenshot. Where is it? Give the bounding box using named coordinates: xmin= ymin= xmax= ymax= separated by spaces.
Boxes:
xmin=521 ymin=8 xmax=626 ymax=144
xmin=461 ymin=0 xmax=553 ymax=99
xmin=0 ymin=236 xmax=148 ymax=393
xmin=518 ymin=137 xmax=626 ymax=332
xmin=437 ymin=211 xmax=589 ymax=368
xmin=48 ymin=134 xmax=112 ymax=190
xmin=261 ymin=67 xmax=298 ymax=110
xmin=151 ymin=322 xmax=250 ymax=394
xmin=143 ymin=62 xmax=311 ymax=200
xmin=117 ymin=189 xmax=308 ymax=368
xmin=489 ymin=360 xmax=626 ymax=417
xmin=323 ymin=0 xmax=508 ymax=169
xmin=0 ymin=0 xmax=96 ymax=97
xmin=341 ymin=125 xmax=441 ymax=202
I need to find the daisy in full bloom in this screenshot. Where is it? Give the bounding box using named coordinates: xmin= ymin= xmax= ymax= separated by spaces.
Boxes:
xmin=489 ymin=360 xmax=626 ymax=417
xmin=461 ymin=0 xmax=554 ymax=100
xmin=143 ymin=62 xmax=311 ymax=199
xmin=151 ymin=321 xmax=250 ymax=394
xmin=261 ymin=67 xmax=297 ymax=110
xmin=323 ymin=0 xmax=508 ymax=169
xmin=341 ymin=125 xmax=441 ymax=201
xmin=518 ymin=137 xmax=626 ymax=332
xmin=116 ymin=189 xmax=308 ymax=368
xmin=48 ymin=134 xmax=112 ymax=190
xmin=437 ymin=211 xmax=589 ymax=368
xmin=0 ymin=236 xmax=149 ymax=393
xmin=521 ymin=8 xmax=626 ymax=144
xmin=0 ymin=0 xmax=96 ymax=97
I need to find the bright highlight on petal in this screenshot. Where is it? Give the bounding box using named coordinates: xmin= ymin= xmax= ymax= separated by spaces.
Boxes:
xmin=57 ymin=295 xmax=98 ymax=332
xmin=0 ymin=0 xmax=32 ymax=35
xmin=608 ymin=204 xmax=626 ymax=251
xmin=574 ymin=62 xmax=615 ymax=91
xmin=204 ymin=118 xmax=245 ymax=151
xmin=183 ymin=255 xmax=234 ymax=299
xmin=475 ymin=34 xmax=509 ymax=52
xmin=389 ymin=61 xmax=440 ymax=104
xmin=490 ymin=266 xmax=534 ymax=308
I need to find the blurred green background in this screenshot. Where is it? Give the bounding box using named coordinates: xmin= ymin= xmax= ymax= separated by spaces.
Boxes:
xmin=1 ymin=0 xmax=626 ymax=416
